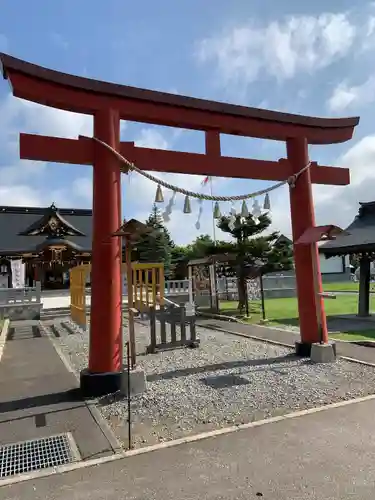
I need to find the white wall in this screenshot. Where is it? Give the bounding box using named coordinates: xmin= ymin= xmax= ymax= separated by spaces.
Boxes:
xmin=319 ymin=254 xmax=350 ymax=274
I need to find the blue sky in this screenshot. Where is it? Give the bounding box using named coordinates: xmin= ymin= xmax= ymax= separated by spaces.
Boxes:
xmin=1 ymin=0 xmax=375 ymax=243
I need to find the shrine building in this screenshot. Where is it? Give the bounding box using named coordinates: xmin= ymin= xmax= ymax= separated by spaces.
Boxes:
xmin=0 ymin=203 xmax=93 ymax=289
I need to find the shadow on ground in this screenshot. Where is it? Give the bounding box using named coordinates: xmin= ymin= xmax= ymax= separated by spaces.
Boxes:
xmin=147 ymin=352 xmax=300 ymax=383
xmin=0 ymin=388 xmax=82 ymax=413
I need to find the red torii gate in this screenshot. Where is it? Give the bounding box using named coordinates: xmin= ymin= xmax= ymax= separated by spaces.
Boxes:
xmin=0 ymin=54 xmax=359 ymax=397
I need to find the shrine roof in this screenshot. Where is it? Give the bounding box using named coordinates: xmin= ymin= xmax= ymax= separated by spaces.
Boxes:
xmin=320 ymin=201 xmax=375 ymax=256
xmin=187 ymin=254 xmax=237 ymax=266
xmin=34 ymin=238 xmax=85 ymax=253
xmin=0 ymin=53 xmax=360 ymax=144
xmin=19 ymin=202 xmax=86 ymax=237
xmin=0 ymin=205 xmax=93 ymax=255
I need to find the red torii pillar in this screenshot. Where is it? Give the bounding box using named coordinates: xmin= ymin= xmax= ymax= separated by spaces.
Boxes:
xmin=287 ymin=137 xmax=328 ymax=354
xmin=88 ymin=109 xmax=122 ymax=391
xmin=0 ymin=52 xmax=359 ymax=396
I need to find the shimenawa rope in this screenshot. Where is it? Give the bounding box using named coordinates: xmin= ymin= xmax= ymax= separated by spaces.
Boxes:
xmin=89 ymin=136 xmax=311 ymax=201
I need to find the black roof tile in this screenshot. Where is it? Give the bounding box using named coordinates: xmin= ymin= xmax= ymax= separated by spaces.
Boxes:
xmin=0 ymin=205 xmax=93 ymax=255
xmin=320 ymin=201 xmax=375 ymax=255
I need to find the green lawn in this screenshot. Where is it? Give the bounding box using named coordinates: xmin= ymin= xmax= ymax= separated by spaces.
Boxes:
xmin=323 ymin=281 xmax=375 ymax=292
xmin=218 ymin=295 xmax=375 ymax=342
xmin=333 ymin=331 xmax=375 ymax=342
xmin=220 ymin=295 xmax=361 ymax=321
xmin=323 ymin=281 xmax=358 ymax=292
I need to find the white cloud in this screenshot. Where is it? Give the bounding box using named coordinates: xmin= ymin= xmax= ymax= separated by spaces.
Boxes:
xmin=135 ymin=128 xmax=169 ymax=150
xmin=361 ymin=13 xmax=375 ymax=51
xmin=124 ymin=127 xmax=226 ymax=243
xmin=129 ymin=128 xmax=203 ymax=204
xmin=327 ymin=76 xmax=375 ymax=112
xmin=268 ymin=133 xmax=375 ymax=239
xmin=115 ymin=126 xmax=226 ymax=242
xmin=196 ymin=12 xmax=359 ymax=85
xmin=71 ymin=176 xmax=93 ymax=203
xmin=0 ymin=185 xmax=42 ymax=207
xmin=4 ymin=93 xmax=374 ymax=247
xmin=0 ymin=93 xmax=216 ymax=244
xmin=12 ymin=99 xmax=93 ymax=138
xmin=0 ymin=96 xmax=94 ymax=209
xmin=3 ymin=92 xmax=372 ymax=246
xmin=340 ymin=134 xmax=375 ymax=187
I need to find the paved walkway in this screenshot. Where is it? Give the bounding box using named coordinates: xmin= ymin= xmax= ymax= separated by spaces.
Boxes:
xmin=2 ymin=397 xmax=375 ymax=499
xmin=0 ymin=320 xmax=118 ymax=461
xmin=41 ymin=294 xmax=128 ymax=310
xmin=1 ymin=318 xmax=375 ymax=497
xmin=197 ymin=318 xmax=375 ymax=364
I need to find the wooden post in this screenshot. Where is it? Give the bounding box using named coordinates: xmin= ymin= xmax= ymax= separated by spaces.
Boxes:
xmin=159 ymin=266 xmax=165 ymax=306
xmin=188 ymin=265 xmax=194 ymax=305
xmin=180 ymin=306 xmax=186 ymax=342
xmin=149 ymin=306 xmax=157 ymax=353
xmin=311 ymin=243 xmax=327 ymax=343
xmin=125 ymin=235 xmax=136 ymax=368
xmin=160 ymin=304 xmax=167 ymax=344
xmin=170 ymin=310 xmax=177 ymax=344
xmin=358 ymin=254 xmax=370 ymax=317
xmin=259 ymin=273 xmax=266 ymax=321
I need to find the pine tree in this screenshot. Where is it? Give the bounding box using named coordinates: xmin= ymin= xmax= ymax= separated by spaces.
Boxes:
xmin=216 ymin=212 xmax=293 ymax=313
xmin=136 ymin=204 xmax=173 ymax=277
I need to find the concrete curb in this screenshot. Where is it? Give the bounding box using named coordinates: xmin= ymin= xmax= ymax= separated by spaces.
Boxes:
xmin=39 ymin=322 xmax=123 ymax=455
xmin=202 ymin=315 xmax=375 ymax=347
xmin=84 ymin=401 xmax=124 ymax=454
xmin=0 ymin=318 xmax=10 ymax=363
xmin=202 ymin=323 xmax=375 ymax=368
xmin=339 ymin=355 xmax=375 ymax=368
xmin=252 ymin=321 xmax=375 ymax=352
xmin=60 ymin=321 xmax=78 ymax=336
xmin=2 ymin=391 xmax=375 ymax=488
xmin=202 ymin=323 xmax=296 ymax=349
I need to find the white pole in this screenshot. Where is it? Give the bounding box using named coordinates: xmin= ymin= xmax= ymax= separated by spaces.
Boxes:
xmin=210 ymin=177 xmax=217 ymax=244
xmin=188 ymin=265 xmax=193 ymax=304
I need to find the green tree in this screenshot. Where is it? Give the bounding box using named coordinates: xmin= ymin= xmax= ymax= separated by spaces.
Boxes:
xmin=136 ymin=204 xmax=173 ymax=276
xmin=169 ymin=235 xmax=217 ymax=279
xmin=186 ymin=234 xmax=215 ymax=259
xmin=214 ymin=213 xmax=293 ymax=313
xmin=170 ymin=245 xmax=190 ymax=280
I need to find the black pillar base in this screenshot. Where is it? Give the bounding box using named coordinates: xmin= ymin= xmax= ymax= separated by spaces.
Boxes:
xmin=80 ymin=368 xmax=122 ymax=398
xmin=295 ymin=341 xmax=312 ymax=357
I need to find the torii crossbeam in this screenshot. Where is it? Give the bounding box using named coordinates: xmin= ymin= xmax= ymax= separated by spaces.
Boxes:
xmin=0 ymin=53 xmax=359 ymax=397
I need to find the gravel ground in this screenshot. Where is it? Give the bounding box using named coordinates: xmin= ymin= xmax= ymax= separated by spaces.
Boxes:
xmin=48 ymin=319 xmax=375 ymax=449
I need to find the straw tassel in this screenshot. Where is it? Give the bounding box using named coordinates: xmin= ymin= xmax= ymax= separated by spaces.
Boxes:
xmin=195 ymin=199 xmax=203 ymax=229
xmin=162 ymin=191 xmax=176 ymax=222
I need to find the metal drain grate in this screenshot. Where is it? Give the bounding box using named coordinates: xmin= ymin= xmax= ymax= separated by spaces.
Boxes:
xmin=0 ymin=433 xmax=81 ymax=479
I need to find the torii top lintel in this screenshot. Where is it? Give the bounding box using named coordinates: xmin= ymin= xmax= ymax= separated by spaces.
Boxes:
xmin=0 ymin=53 xmax=359 ymax=145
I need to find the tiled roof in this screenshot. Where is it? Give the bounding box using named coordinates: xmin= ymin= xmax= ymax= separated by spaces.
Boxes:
xmin=0 ymin=205 xmax=93 ymax=255
xmin=320 ymin=201 xmax=375 ymax=255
